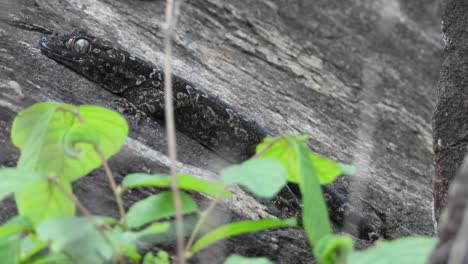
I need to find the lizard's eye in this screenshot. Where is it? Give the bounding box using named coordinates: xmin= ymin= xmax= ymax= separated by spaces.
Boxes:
xmin=72 ymin=38 xmax=91 ymax=55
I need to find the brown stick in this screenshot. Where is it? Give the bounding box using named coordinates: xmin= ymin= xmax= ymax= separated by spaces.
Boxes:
xmin=163 ymin=0 xmax=185 ymax=262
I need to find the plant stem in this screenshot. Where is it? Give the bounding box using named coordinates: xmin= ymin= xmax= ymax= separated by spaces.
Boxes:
xmin=50 ymin=175 xmax=117 ymax=250
xmin=95 ymin=147 xmax=127 ymax=226
xmin=163 ymin=0 xmax=185 ymax=263
xmin=49 ymin=175 xmax=93 ymax=218
xmin=185 ymin=189 xmax=225 ymax=256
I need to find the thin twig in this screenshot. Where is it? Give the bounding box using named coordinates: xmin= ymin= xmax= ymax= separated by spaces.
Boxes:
xmin=163 ymin=0 xmax=185 ymax=263
xmin=185 ymin=189 xmax=225 ymax=256
xmin=49 ymin=175 xmax=94 ymax=218
xmin=49 ymin=175 xmax=118 ymax=251
xmin=95 ymin=147 xmax=127 ymax=226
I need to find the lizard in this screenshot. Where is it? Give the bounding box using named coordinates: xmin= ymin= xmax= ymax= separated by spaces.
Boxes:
xmin=38 ymin=29 xmax=382 ymax=240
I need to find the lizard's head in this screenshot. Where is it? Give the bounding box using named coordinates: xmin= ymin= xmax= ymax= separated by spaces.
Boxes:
xmin=39 ymin=30 xmax=159 ymax=93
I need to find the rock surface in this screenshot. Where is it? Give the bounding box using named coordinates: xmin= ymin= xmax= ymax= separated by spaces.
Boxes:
xmin=0 ymin=0 xmax=441 ymax=263
xmin=429 ymin=155 xmax=468 ymax=264
xmin=429 ymin=0 xmax=468 ymax=263
xmin=432 ymin=0 xmax=468 ymax=223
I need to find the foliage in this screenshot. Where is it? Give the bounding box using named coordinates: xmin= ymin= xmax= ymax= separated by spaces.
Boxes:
xmin=0 ymin=102 xmax=437 ymax=263
xmin=347 ymin=237 xmax=438 ymax=264
xmin=224 ymin=254 xmax=273 ymax=264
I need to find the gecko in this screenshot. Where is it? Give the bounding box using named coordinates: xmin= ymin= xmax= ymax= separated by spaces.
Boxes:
xmin=39 ymin=30 xmax=382 ymax=240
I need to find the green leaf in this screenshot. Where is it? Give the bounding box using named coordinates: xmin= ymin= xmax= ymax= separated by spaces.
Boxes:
xmin=24 ymin=253 xmax=73 ymax=264
xmin=0 ymin=168 xmax=47 ymax=202
xmin=12 ymin=102 xmax=128 ymax=182
xmin=224 ymin=254 xmax=273 ymax=264
xmin=120 ymin=222 xmax=170 ymax=247
xmin=257 ymin=136 xmax=355 ymax=184
xmin=296 ymin=139 xmax=332 ymax=246
xmin=0 ymin=217 xmax=40 ymax=263
xmin=313 ymin=234 xmax=353 ymax=264
xmin=310 ymin=153 xmax=356 ymax=184
xmin=137 ymin=222 xmax=171 ymax=237
xmin=20 ymin=235 xmax=49 ymax=262
xmin=137 ymin=216 xmax=198 ymax=247
xmin=220 ymin=158 xmax=288 ymax=198
xmin=126 ymin=191 xmax=198 ymax=228
xmin=190 ymin=218 xmax=296 ymax=255
xmin=92 ymin=216 xmax=119 ymax=226
xmin=256 ymin=137 xmax=302 ymax=183
xmin=107 ymin=227 xmax=141 ymax=262
xmin=123 ymin=173 xmax=231 ymax=198
xmin=257 ymin=136 xmax=331 ymax=245
xmin=0 ymin=233 xmax=21 ymax=264
xmin=36 ymin=217 xmax=113 ymax=264
xmin=63 ymin=123 xmax=100 ymax=158
xmin=78 ymin=104 xmax=128 ymax=167
xmin=310 ymin=153 xmax=342 ymax=184
xmin=16 ymin=179 xmax=75 ymax=226
xmin=143 ymin=250 xmax=170 ymax=264
xmin=0 ymin=216 xmax=33 ymax=238
xmin=348 ymin=236 xmax=438 ymax=264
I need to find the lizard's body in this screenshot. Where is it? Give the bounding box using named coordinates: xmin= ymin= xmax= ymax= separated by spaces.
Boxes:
xmin=39 ymin=30 xmax=381 ymax=240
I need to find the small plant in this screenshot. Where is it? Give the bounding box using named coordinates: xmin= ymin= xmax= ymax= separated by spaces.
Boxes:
xmin=0 ymin=102 xmax=437 ymax=263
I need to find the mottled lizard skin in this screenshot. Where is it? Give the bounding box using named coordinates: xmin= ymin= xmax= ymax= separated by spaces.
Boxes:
xmin=39 ymin=30 xmax=382 ymax=240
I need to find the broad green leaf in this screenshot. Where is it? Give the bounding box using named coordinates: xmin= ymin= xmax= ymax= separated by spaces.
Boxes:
xmin=310 ymin=154 xmax=356 ymax=184
xmin=115 ymin=222 xmax=171 ymax=258
xmin=92 ymin=216 xmax=119 ymax=226
xmin=123 ymin=173 xmax=231 ymax=198
xmin=257 ymin=136 xmax=354 ymax=184
xmin=126 ymin=191 xmax=198 ymax=228
xmin=25 ymin=253 xmax=73 ymax=264
xmin=310 ymin=153 xmax=342 ymax=184
xmin=0 ymin=233 xmax=21 ymax=264
xmin=138 ymin=222 xmax=171 ymax=237
xmin=297 ymin=139 xmax=331 ymax=246
xmin=36 ymin=217 xmax=113 ymax=264
xmin=78 ymin=105 xmax=128 ymax=166
xmin=221 ymin=158 xmax=287 ymax=198
xmin=63 ymin=123 xmax=100 ymax=158
xmin=0 ymin=216 xmax=33 ymax=238
xmin=137 ymin=216 xmax=198 ymax=248
xmin=143 ymin=250 xmax=170 ymax=264
xmin=257 ymin=136 xmax=331 ymax=244
xmin=224 ymin=254 xmax=273 ymax=264
xmin=0 ymin=168 xmax=47 ymax=202
xmin=256 ymin=137 xmax=302 ymax=183
xmin=12 ymin=102 xmax=128 ymax=181
xmin=190 ymin=218 xmax=296 ymax=255
xmin=348 ymin=236 xmax=438 ymax=264
xmin=313 ymin=234 xmax=353 ymax=264
xmin=16 ymin=179 xmax=75 ymax=226
xmin=106 ymin=227 xmax=141 ymax=261
xmin=0 ymin=217 xmax=41 ymax=263
xmin=20 ymin=235 xmax=49 ymax=262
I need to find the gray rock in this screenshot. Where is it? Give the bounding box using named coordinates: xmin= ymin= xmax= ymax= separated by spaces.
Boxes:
xmin=430 ymin=0 xmax=468 ymax=263
xmin=432 ymin=0 xmax=468 ymax=225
